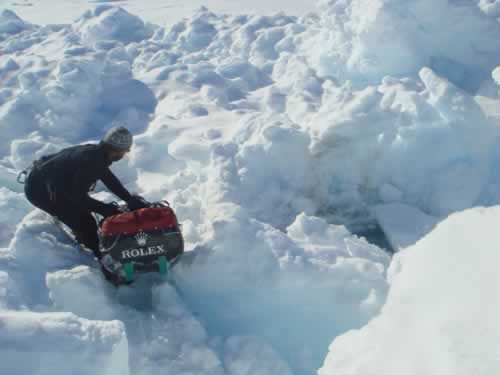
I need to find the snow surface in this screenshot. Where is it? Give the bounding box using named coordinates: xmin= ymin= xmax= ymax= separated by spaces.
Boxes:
xmin=320 ymin=206 xmax=500 ymax=375
xmin=0 ymin=311 xmax=128 ymax=375
xmin=1 ymin=0 xmax=500 ymax=374
xmin=371 ymin=203 xmax=440 ymax=250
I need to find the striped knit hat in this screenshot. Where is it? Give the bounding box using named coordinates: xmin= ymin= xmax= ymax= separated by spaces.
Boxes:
xmin=102 ymin=126 xmax=133 ymax=151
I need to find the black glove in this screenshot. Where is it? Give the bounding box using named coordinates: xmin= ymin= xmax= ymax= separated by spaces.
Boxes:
xmin=100 ymin=203 xmax=121 ymax=218
xmin=127 ymin=195 xmax=149 ymax=211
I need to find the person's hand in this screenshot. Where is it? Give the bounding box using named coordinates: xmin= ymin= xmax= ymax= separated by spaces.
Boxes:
xmin=101 ymin=203 xmax=121 ymax=218
xmin=127 ymin=195 xmax=149 ymax=211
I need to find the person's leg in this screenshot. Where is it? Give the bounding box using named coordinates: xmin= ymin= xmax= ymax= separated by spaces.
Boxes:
xmin=77 ymin=215 xmax=100 ymax=256
xmin=24 ymin=178 xmax=119 ymax=283
xmin=25 ymin=176 xmax=99 ymax=251
xmin=55 ymin=206 xmax=100 ymax=257
xmin=24 ymin=175 xmax=53 ymax=213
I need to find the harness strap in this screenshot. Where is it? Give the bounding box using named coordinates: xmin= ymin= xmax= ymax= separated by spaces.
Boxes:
xmin=16 ymin=151 xmax=64 ymax=185
xmin=17 ymin=164 xmax=33 ymax=185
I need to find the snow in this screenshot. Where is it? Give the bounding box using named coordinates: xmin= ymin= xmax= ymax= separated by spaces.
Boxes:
xmin=74 ymin=6 xmax=154 ymax=45
xmin=320 ymin=206 xmax=500 ymax=375
xmin=1 ymin=0 xmax=500 ymax=374
xmin=0 ymin=311 xmax=128 ymax=375
xmin=0 ymin=187 xmax=31 ymax=246
xmin=0 ymin=0 xmax=315 ymax=27
xmin=46 ymin=268 xmax=225 ymax=375
xmin=371 ymin=203 xmax=440 ymax=251
xmin=305 ymin=0 xmax=500 ymax=91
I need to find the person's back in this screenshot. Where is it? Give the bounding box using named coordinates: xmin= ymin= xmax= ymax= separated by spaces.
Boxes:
xmin=32 ymin=143 xmax=111 ymax=197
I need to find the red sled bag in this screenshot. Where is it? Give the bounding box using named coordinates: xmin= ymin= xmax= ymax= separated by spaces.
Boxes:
xmin=99 ymin=202 xmax=184 ymax=271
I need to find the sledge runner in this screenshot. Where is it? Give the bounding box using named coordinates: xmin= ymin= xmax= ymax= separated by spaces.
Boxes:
xmin=21 ymin=126 xmax=149 ymax=283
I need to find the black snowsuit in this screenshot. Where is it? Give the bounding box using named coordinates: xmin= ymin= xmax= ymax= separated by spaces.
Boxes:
xmin=24 ymin=143 xmax=132 ymax=257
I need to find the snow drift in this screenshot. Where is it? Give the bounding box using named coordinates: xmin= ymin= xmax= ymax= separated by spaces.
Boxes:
xmin=320 ymin=206 xmax=500 ymax=375
xmin=0 ymin=311 xmax=128 ymax=375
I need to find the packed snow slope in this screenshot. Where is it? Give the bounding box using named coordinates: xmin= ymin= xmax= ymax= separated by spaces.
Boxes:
xmin=1 ymin=1 xmax=500 ymax=374
xmin=320 ymin=206 xmax=500 ymax=375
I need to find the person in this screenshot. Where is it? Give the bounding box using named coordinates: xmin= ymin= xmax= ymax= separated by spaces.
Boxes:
xmin=23 ymin=126 xmax=148 ymax=281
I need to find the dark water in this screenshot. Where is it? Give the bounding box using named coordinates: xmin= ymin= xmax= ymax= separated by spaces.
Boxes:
xmin=315 ymin=202 xmax=394 ymax=254
xmin=355 ymin=223 xmax=394 ymax=254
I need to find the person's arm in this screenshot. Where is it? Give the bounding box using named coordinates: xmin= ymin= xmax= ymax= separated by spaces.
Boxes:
xmin=69 ymin=165 xmax=120 ymax=217
xmin=100 ymin=167 xmax=132 ymax=202
xmin=82 ymin=194 xmax=120 ymax=217
xmin=101 ymin=167 xmax=150 ymax=211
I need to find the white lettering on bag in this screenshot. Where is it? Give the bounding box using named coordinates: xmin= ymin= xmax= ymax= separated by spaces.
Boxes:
xmin=121 ymin=245 xmax=166 ymax=259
